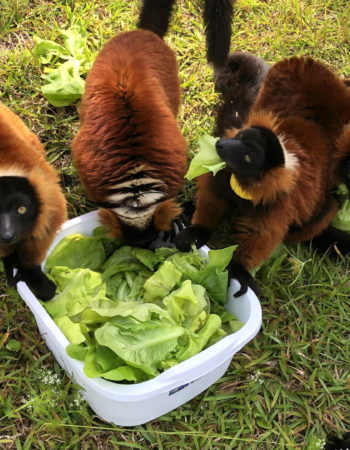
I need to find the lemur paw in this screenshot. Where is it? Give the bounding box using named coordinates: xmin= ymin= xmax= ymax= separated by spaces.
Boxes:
xmin=174 ymin=225 xmax=211 ymax=252
xmin=228 ymin=262 xmax=259 ymax=298
xmin=13 ymin=265 xmax=57 ymax=301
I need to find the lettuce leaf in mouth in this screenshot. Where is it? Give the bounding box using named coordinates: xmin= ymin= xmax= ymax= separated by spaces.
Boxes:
xmin=331 ymin=184 xmax=350 ymax=232
xmin=185 ymin=135 xmax=226 ymax=180
xmin=44 ymin=230 xmax=243 ymax=383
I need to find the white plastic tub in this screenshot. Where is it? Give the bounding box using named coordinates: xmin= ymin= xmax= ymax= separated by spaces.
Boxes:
xmin=16 ymin=211 xmax=262 ymax=426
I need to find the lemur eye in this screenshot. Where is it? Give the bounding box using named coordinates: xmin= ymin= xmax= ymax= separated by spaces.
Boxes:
xmin=17 ymin=206 xmax=27 ymax=215
xmin=244 ymin=153 xmax=252 ymax=163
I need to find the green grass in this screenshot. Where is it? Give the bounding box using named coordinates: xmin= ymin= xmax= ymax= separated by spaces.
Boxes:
xmin=1 ymin=0 xmax=350 ymax=448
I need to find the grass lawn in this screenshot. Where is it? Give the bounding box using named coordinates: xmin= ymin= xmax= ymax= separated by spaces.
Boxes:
xmin=1 ymin=0 xmax=350 ymax=448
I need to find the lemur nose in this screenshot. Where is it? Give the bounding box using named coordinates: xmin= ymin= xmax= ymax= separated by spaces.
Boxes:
xmin=216 ymin=138 xmax=243 ymax=161
xmin=0 ymin=230 xmax=15 ymax=243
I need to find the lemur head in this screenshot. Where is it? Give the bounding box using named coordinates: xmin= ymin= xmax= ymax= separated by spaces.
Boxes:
xmin=216 ymin=126 xmax=285 ymax=184
xmin=0 ymin=176 xmax=40 ymax=245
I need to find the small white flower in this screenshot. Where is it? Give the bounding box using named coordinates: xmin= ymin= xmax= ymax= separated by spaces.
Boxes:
xmin=315 ymin=438 xmax=326 ymax=449
xmin=249 ymin=372 xmax=264 ymax=384
xmin=37 ymin=368 xmax=61 ymax=385
xmin=69 ymin=391 xmax=86 ymax=408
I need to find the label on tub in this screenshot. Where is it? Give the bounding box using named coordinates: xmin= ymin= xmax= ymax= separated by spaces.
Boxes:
xmin=168 ymin=377 xmax=202 ymax=396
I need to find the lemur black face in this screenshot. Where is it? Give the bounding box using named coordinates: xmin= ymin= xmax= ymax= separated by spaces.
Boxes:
xmin=216 ymin=126 xmax=285 ymax=182
xmin=0 ymin=177 xmax=40 ymax=245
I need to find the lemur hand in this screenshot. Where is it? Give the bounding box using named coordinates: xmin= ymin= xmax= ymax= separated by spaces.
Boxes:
xmin=174 ymin=225 xmax=212 ymax=252
xmin=228 ymin=261 xmax=259 ymax=298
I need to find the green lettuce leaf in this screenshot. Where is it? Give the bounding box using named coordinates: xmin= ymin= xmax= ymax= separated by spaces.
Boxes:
xmin=54 ymin=316 xmax=87 ymax=344
xmin=208 ymin=246 xmax=237 ymax=272
xmin=66 ymin=343 xmax=88 ymax=361
xmin=45 ymin=269 xmax=106 ymax=318
xmin=89 ymin=299 xmax=174 ymax=323
xmin=185 ymin=135 xmax=226 ymax=180
xmin=176 ymin=314 xmax=222 ymax=362
xmin=162 ymin=280 xmax=209 ymax=330
xmin=41 ymin=60 xmax=85 ymax=107
xmin=34 ymin=23 xmax=94 ymax=106
xmin=46 ymin=234 xmax=106 ymax=271
xmin=143 ymin=260 xmax=182 ymax=302
xmin=331 ymin=184 xmax=350 ymax=232
xmin=95 ymin=321 xmax=185 ymax=376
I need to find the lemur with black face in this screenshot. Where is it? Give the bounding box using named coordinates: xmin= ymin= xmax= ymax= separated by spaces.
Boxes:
xmin=0 ymin=103 xmax=67 ymax=301
xmin=176 ymin=56 xmax=350 ymax=296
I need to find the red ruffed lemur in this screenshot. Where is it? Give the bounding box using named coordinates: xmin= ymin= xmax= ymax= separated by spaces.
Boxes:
xmin=175 ymin=56 xmax=350 ymax=296
xmin=0 ymin=103 xmax=67 ymax=300
xmin=72 ymin=0 xmax=235 ymax=246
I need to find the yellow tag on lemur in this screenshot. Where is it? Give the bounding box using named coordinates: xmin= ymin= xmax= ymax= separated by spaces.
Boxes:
xmin=230 ymin=174 xmax=253 ymax=200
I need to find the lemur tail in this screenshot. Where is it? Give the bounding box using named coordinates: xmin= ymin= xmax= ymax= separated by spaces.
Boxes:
xmin=137 ymin=0 xmax=176 ymax=38
xmin=214 ymin=52 xmax=270 ymax=136
xmin=203 ymin=0 xmax=235 ymax=68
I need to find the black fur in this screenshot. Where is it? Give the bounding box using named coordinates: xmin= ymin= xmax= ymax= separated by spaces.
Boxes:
xmin=174 ymin=225 xmax=212 ymax=252
xmin=337 ymin=156 xmax=350 ymax=194
xmin=216 ymin=126 xmax=284 ymax=183
xmin=138 ymin=0 xmax=235 ymax=67
xmin=203 ymin=0 xmax=235 ymax=67
xmin=214 ymin=52 xmax=270 ymax=135
xmin=310 ymin=225 xmax=350 ymax=256
xmin=228 ymin=261 xmax=259 ymax=297
xmin=3 ymin=253 xmax=56 ymax=301
xmin=0 ymin=177 xmax=39 ymax=245
xmin=137 ymin=0 xmax=176 ymax=38
xmin=325 ymin=432 xmax=350 ymax=450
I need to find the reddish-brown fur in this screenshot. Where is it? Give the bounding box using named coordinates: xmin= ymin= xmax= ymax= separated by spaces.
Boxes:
xmin=189 ymin=57 xmax=350 ymax=271
xmin=72 ymin=30 xmax=187 ymax=236
xmin=0 ymin=103 xmax=67 ymax=265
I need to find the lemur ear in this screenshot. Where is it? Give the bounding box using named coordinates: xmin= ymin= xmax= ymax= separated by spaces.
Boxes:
xmin=99 ymin=208 xmax=123 ymax=238
xmin=153 ymin=199 xmax=183 ymax=231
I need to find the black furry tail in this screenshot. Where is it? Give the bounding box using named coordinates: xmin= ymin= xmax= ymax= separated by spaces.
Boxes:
xmin=310 ymin=225 xmax=350 ymax=257
xmin=214 ymin=52 xmax=270 ymax=135
xmin=137 ymin=0 xmax=176 ymax=38
xmin=203 ymin=0 xmax=235 ymax=68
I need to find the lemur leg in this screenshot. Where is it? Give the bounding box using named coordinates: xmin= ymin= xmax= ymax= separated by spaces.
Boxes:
xmin=3 ymin=253 xmax=16 ymax=284
xmin=286 ymin=196 xmax=339 ymax=243
xmin=13 ymin=265 xmax=56 ymax=301
xmin=175 ymin=173 xmax=230 ymax=251
xmin=16 ymin=238 xmax=57 ymax=301
xmin=229 ymin=209 xmax=289 ymax=297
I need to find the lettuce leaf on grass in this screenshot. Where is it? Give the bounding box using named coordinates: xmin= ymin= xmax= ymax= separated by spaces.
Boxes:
xmin=185 ymin=135 xmax=226 ymax=180
xmin=41 ymin=60 xmax=85 ymax=107
xmin=33 ymin=23 xmax=94 ymax=106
